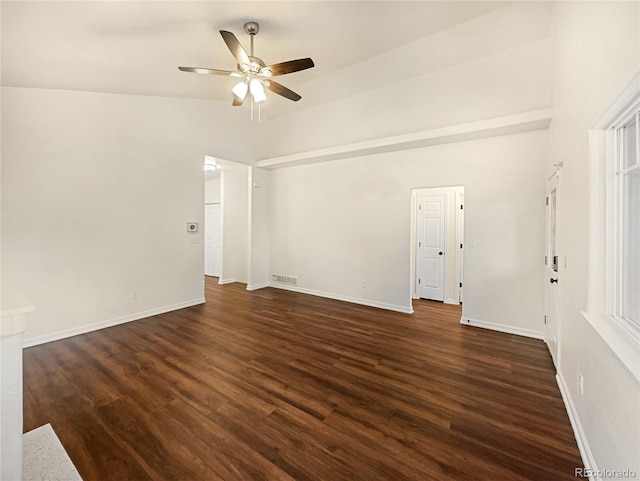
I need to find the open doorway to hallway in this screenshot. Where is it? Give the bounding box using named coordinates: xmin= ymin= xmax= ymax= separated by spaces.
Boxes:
xmin=203 ymin=156 xmax=250 ymax=285
xmin=410 ymin=186 xmax=464 ymax=307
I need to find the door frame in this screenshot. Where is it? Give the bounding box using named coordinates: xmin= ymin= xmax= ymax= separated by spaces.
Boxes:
xmin=544 ymin=171 xmax=560 ymax=368
xmin=455 ymin=191 xmax=465 ymax=303
xmin=410 ymin=186 xmax=465 ymax=306
xmin=204 ymin=202 xmax=222 ymax=278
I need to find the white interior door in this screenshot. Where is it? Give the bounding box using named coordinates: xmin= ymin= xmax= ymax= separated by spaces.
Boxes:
xmin=544 ymin=174 xmax=559 ymax=368
xmin=417 ymin=194 xmax=446 ymax=301
xmin=205 ymin=203 xmax=222 ymax=277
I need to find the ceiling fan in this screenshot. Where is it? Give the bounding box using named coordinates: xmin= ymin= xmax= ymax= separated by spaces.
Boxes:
xmin=179 ymin=22 xmax=314 ymax=107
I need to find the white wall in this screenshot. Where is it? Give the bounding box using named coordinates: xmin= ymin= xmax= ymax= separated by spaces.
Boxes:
xmin=204 ymin=173 xmax=220 ymax=204
xmin=248 ymin=167 xmax=270 ymax=290
xmin=269 ymin=130 xmax=547 ymax=333
xmin=1 ymin=87 xmax=252 ymax=344
xmin=219 ymin=160 xmax=249 ymax=284
xmin=548 ymin=1 xmax=640 ymax=474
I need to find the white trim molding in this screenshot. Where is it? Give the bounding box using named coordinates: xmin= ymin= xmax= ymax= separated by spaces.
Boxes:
xmin=218 ymin=277 xmax=238 ymax=285
xmin=269 ymin=283 xmax=414 ymax=314
xmin=22 ymin=298 xmax=206 ymax=348
xmin=460 ymin=317 xmax=544 ymax=340
xmin=556 ymin=372 xmax=599 ymax=481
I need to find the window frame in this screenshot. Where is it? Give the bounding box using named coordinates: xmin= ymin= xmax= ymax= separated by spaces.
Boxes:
xmin=606 ymin=103 xmax=640 ymax=332
xmin=585 ymin=74 xmax=640 ymax=384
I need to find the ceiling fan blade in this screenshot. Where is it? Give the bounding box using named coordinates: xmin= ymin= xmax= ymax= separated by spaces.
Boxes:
xmin=265 ymin=58 xmax=314 ymax=76
xmin=232 ymin=96 xmax=245 ymax=107
xmin=264 ymin=80 xmax=302 ymax=102
xmin=178 ymin=66 xmax=241 ymax=77
xmin=220 ymin=30 xmax=251 ymax=67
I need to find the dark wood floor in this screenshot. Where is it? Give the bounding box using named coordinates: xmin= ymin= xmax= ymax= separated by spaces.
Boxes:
xmin=23 ymin=278 xmax=582 ymax=481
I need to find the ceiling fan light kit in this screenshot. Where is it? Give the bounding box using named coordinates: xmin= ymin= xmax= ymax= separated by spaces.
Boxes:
xmin=231 ymin=80 xmax=248 ymax=100
xmin=249 ymin=78 xmax=267 ymax=103
xmin=178 ymin=21 xmax=314 ymax=121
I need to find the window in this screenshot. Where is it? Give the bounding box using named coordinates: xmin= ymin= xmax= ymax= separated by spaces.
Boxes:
xmin=585 ymin=75 xmax=640 ymax=383
xmin=611 ymin=105 xmax=640 ymax=330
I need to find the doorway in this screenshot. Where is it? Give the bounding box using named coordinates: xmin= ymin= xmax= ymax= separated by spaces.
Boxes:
xmin=203 ymin=156 xmax=250 ymax=285
xmin=411 ymin=186 xmax=464 ymax=305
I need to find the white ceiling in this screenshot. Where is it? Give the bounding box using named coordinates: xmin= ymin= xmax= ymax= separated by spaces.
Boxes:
xmin=1 ymin=1 xmax=508 ymax=114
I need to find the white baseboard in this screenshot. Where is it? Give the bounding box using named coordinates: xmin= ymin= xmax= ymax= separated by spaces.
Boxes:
xmin=218 ymin=278 xmax=237 ymax=285
xmin=269 ymin=283 xmax=414 ymax=314
xmin=22 ymin=298 xmax=206 ymax=348
xmin=246 ymin=282 xmax=269 ymax=291
xmin=556 ymin=372 xmax=598 ymax=481
xmin=460 ymin=316 xmax=544 ymax=340
xmin=444 ymin=298 xmax=460 ymax=306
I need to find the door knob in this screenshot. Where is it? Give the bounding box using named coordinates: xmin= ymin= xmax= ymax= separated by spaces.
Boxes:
xmin=550 ymin=278 xmax=558 ymax=284
xmin=439 ymin=252 xmax=443 ymax=256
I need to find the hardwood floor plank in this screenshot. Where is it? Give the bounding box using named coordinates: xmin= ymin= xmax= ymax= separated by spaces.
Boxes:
xmin=211 ymin=402 xmax=341 ymax=481
xmin=167 ymin=398 xmax=298 ymax=481
xmin=52 ymin=394 xmax=153 ymax=481
xmin=23 ymin=278 xmax=583 ymax=480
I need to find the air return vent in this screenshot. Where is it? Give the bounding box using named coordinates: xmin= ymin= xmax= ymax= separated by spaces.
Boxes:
xmin=271 ymin=274 xmax=298 ymax=286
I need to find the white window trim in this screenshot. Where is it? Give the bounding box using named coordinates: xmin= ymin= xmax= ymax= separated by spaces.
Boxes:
xmin=585 ymin=73 xmax=640 ymax=386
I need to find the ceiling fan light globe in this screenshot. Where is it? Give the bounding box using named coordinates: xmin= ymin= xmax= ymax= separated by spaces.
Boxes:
xmin=232 ymin=81 xmax=248 ymax=100
xmin=250 ymin=79 xmax=267 ymax=103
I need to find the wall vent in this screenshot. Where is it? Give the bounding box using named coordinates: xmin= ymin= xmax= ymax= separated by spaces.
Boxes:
xmin=271 ymin=274 xmax=298 ymax=286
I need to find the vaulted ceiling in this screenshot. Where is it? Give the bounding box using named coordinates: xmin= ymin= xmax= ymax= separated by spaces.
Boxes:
xmin=1 ymin=1 xmax=510 ymax=118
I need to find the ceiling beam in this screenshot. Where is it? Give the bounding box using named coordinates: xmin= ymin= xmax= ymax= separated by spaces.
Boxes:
xmin=256 ymin=109 xmax=553 ymax=170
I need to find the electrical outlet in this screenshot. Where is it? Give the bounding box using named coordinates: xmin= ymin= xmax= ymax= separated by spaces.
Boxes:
xmin=132 ymin=291 xmax=139 ymax=301
xmin=578 ymin=373 xmax=584 ymax=395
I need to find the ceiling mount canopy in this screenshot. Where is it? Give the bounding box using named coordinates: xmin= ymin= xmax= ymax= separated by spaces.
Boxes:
xmin=244 ymin=21 xmax=259 ymax=37
xmin=179 ymin=21 xmax=315 ymax=111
